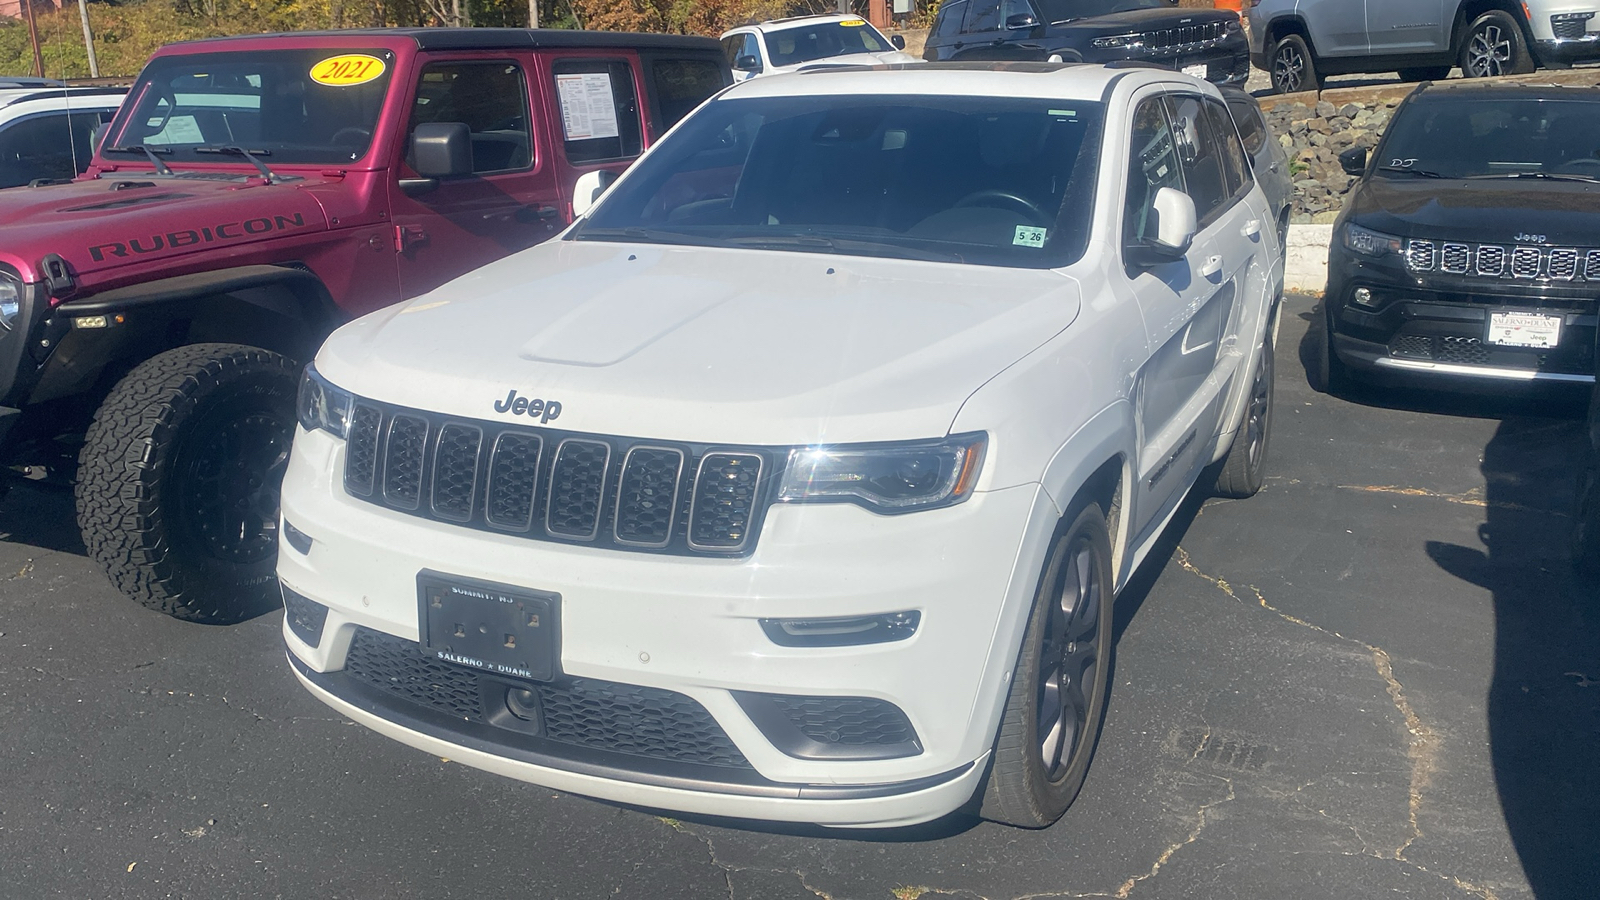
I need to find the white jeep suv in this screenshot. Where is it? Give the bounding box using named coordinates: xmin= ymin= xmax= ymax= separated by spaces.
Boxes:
xmin=720 ymin=13 xmax=918 ymax=80
xmin=280 ymin=63 xmax=1283 ymax=829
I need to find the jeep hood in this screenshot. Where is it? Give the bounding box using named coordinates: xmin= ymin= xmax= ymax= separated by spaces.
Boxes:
xmin=0 ymin=176 xmax=330 ymax=282
xmin=775 ymin=49 xmax=920 ymax=72
xmin=316 ymin=240 xmax=1081 ymax=445
xmin=1345 ymin=176 xmax=1600 ymax=245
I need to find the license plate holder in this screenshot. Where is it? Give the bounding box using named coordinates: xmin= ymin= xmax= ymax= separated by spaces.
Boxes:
xmin=418 ymin=571 xmax=560 ymax=682
xmin=1486 ymin=310 xmax=1563 ymax=349
xmin=1181 ymin=63 xmax=1209 ymax=78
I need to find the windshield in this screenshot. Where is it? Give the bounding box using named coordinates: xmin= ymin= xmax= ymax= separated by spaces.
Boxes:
xmin=576 ymin=94 xmax=1104 ymax=269
xmin=763 ymin=21 xmax=893 ymax=66
xmin=1034 ymin=0 xmax=1166 ymax=24
xmin=105 ymin=49 xmax=394 ymax=165
xmin=1377 ymin=97 xmax=1600 ymax=179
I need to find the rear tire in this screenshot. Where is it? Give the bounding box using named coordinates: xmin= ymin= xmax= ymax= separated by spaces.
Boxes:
xmin=76 ymin=343 xmax=298 ymax=624
xmin=1214 ymin=326 xmax=1275 ymax=499
xmin=1460 ymin=11 xmax=1535 ymax=77
xmin=1397 ymin=66 xmax=1452 ymax=82
xmin=980 ymin=503 xmax=1115 ymax=828
xmin=1269 ymin=34 xmax=1322 ymax=94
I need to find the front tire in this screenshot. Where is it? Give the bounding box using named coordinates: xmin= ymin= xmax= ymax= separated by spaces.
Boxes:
xmin=980 ymin=503 xmax=1115 ymax=828
xmin=76 ymin=343 xmax=298 ymax=624
xmin=1270 ymin=34 xmax=1322 ymax=94
xmin=1215 ymin=325 xmax=1275 ymax=498
xmin=1309 ymin=303 xmax=1349 ymax=395
xmin=1460 ymin=11 xmax=1535 ymax=77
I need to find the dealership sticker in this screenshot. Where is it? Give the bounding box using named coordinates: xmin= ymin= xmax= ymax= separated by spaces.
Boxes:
xmin=1014 ymin=225 xmax=1047 ymax=248
xmin=839 ymin=17 xmax=866 ymax=25
xmin=310 ymin=54 xmax=386 ymax=87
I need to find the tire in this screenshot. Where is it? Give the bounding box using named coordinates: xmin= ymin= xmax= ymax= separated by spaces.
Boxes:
xmin=1397 ymin=66 xmax=1452 ymax=82
xmin=1309 ymin=304 xmax=1348 ymax=395
xmin=1460 ymin=11 xmax=1535 ymax=78
xmin=76 ymin=343 xmax=299 ymax=624
xmin=980 ymin=503 xmax=1115 ymax=828
xmin=1214 ymin=326 xmax=1275 ymax=499
xmin=1269 ymin=34 xmax=1321 ymax=94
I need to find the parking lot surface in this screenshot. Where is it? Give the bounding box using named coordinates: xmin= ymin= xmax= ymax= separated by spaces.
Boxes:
xmin=0 ymin=293 xmax=1595 ymax=900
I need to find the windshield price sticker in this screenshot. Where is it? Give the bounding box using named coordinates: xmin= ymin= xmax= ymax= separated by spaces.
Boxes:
xmin=310 ymin=54 xmax=386 ymax=87
xmin=556 ymin=73 xmax=620 ymax=141
xmin=1487 ymin=311 xmax=1562 ymax=349
xmin=839 ymin=17 xmax=867 ymax=25
xmin=1014 ymin=225 xmax=1047 ymax=248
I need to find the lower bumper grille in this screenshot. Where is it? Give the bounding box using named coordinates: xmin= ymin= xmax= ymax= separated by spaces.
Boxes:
xmin=342 ymin=627 xmax=751 ymax=769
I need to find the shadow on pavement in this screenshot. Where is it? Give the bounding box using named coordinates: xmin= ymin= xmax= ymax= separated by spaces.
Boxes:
xmin=0 ymin=478 xmax=85 ymax=556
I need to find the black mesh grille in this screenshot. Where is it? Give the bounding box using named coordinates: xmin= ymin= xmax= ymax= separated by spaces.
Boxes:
xmin=1553 ymin=15 xmax=1591 ymax=39
xmin=614 ymin=447 xmax=684 ymax=547
xmin=485 ymin=432 xmax=542 ymax=530
xmin=341 ymin=401 xmax=773 ymax=556
xmin=1438 ymin=335 xmax=1492 ymax=365
xmin=344 ymin=404 xmax=382 ymax=496
xmin=341 ymin=628 xmax=750 ymax=768
xmin=383 ymin=415 xmax=429 ymax=509
xmin=431 ymin=425 xmax=482 ymax=522
xmin=767 ymin=696 xmax=918 ymax=747
xmin=690 ymin=453 xmax=763 ymax=551
xmin=1390 ymin=334 xmax=1434 ymax=359
xmin=546 ymin=440 xmax=610 ymax=538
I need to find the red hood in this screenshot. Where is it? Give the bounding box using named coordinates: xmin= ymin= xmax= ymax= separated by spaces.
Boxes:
xmin=0 ymin=174 xmax=332 ymax=283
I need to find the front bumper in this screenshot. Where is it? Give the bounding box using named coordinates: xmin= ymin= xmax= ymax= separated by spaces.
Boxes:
xmin=278 ymin=427 xmax=1057 ymax=826
xmin=1535 ymin=35 xmax=1600 ymax=65
xmin=1082 ymin=32 xmax=1251 ymax=85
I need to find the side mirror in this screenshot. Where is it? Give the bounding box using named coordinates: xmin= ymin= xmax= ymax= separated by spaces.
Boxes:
xmin=571 ymin=168 xmax=618 ymax=218
xmin=411 ymin=122 xmax=473 ymax=178
xmin=1339 ymin=145 xmax=1369 ymax=176
xmin=734 ymin=54 xmax=762 ymax=72
xmin=1005 ymin=12 xmax=1039 ymax=29
xmin=891 ymin=34 xmax=907 ymax=50
xmin=1127 ymin=187 xmax=1198 ymax=267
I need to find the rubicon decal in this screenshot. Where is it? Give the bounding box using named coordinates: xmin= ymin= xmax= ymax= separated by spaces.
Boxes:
xmin=494 ymin=389 xmax=563 ymax=423
xmin=87 ymin=213 xmax=309 ymax=262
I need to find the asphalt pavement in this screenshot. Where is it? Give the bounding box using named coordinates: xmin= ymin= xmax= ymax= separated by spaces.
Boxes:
xmin=1 ymin=293 xmax=1596 ymax=900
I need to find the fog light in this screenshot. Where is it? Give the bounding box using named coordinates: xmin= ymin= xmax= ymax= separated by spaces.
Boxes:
xmin=283 ymin=519 xmax=313 ymax=554
xmin=760 ymin=611 xmax=920 ymax=647
xmin=281 ymin=585 xmax=329 ymax=647
xmin=506 ymin=688 xmax=540 ymax=721
xmin=1352 ymin=287 xmax=1379 ymax=308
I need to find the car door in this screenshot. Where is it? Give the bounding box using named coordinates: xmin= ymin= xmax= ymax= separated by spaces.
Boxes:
xmin=1303 ymin=0 xmax=1372 ymax=57
xmin=1364 ymin=0 xmax=1450 ymax=55
xmin=924 ymin=0 xmax=969 ymax=60
xmin=389 ymin=54 xmax=564 ymax=299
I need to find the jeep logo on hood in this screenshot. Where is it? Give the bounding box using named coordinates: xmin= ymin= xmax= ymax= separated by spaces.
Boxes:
xmin=494 ymin=389 xmax=563 ymax=423
xmin=87 ymin=213 xmax=308 ymax=262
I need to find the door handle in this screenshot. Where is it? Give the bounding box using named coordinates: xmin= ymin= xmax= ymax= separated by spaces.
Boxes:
xmin=514 ymin=205 xmax=562 ymax=225
xmin=1200 ymin=255 xmax=1223 ymax=278
xmin=1241 ymin=219 xmax=1262 ymax=240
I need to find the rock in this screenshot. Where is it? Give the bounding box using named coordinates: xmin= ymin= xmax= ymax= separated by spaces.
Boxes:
xmin=1339 ymin=103 xmax=1361 ymax=118
xmin=1311 ymin=211 xmax=1341 ymax=223
xmin=1315 ymin=100 xmax=1336 ymax=117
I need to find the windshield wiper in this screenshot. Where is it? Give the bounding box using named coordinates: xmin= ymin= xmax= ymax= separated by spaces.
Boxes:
xmin=728 ymin=233 xmax=963 ymax=262
xmin=194 ymin=145 xmax=287 ymax=183
xmin=1378 ymin=165 xmax=1447 ymax=178
xmin=573 ymin=226 xmax=740 ymax=248
xmin=1469 ymin=171 xmax=1600 ymax=184
xmin=105 ymin=144 xmax=174 ymax=175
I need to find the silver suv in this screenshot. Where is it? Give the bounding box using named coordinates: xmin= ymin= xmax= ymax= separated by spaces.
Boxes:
xmin=1249 ymin=0 xmax=1600 ymax=93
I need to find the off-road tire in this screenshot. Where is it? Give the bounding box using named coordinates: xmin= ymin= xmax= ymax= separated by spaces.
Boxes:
xmin=76 ymin=343 xmax=298 ymax=624
xmin=1460 ymin=11 xmax=1535 ymax=77
xmin=1270 ymin=34 xmax=1322 ymax=94
xmin=980 ymin=503 xmax=1115 ymax=828
xmin=1215 ymin=326 xmax=1275 ymax=498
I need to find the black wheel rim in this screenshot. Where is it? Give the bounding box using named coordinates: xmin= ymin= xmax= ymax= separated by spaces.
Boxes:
xmin=1467 ymin=24 xmax=1512 ymax=76
xmin=181 ymin=408 xmax=292 ymax=563
xmin=1245 ymin=344 xmax=1273 ymax=472
xmin=1036 ymin=534 xmax=1103 ymax=782
xmin=1273 ymin=44 xmax=1305 ymax=92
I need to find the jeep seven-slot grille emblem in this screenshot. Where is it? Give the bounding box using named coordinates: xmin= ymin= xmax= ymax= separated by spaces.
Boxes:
xmin=341 ymin=401 xmax=768 ymax=556
xmin=1405 ymin=239 xmax=1598 ymax=281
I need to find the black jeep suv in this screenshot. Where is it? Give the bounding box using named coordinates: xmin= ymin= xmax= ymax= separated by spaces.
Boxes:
xmin=1320 ymin=81 xmax=1600 ymax=393
xmin=922 ymin=0 xmax=1249 ymax=85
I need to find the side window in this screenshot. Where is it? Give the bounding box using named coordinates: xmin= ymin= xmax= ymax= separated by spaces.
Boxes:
xmin=0 ymin=113 xmax=81 ymax=189
xmin=721 ymin=36 xmax=743 ymax=69
xmin=962 ymin=0 xmax=1002 ymax=34
xmin=647 ymin=57 xmax=727 ymax=130
xmin=552 ymin=58 xmax=644 ymax=164
xmin=1124 ymin=96 xmax=1186 ymax=245
xmin=409 ymin=62 xmax=531 ymax=175
xmin=1227 ymin=98 xmax=1267 ymax=156
xmin=1203 ymin=97 xmax=1250 ymax=197
xmin=933 ymin=1 xmax=967 ymax=39
xmin=1000 ymin=0 xmax=1035 ymax=25
xmin=1162 ymin=94 xmax=1229 ymax=224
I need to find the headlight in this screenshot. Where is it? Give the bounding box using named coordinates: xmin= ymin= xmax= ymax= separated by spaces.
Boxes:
xmin=777 ymin=433 xmax=986 ymax=513
xmin=297 ymin=364 xmax=353 ymax=438
xmin=0 ymin=271 xmax=21 ymax=332
xmin=1225 ymin=17 xmax=1242 ymax=33
xmin=1342 ymin=223 xmax=1403 ymax=258
xmin=1092 ymin=33 xmax=1144 ymax=49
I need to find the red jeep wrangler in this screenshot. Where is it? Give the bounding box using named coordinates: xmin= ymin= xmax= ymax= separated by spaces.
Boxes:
xmin=0 ymin=28 xmax=728 ymax=623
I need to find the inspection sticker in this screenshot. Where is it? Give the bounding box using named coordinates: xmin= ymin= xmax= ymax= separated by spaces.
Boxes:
xmin=1014 ymin=225 xmax=1047 ymax=248
xmin=310 ymin=54 xmax=386 ymax=87
xmin=839 ymin=17 xmax=866 ymax=25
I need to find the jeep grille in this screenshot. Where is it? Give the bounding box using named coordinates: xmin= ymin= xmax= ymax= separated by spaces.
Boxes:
xmin=1134 ymin=22 xmax=1227 ymax=57
xmin=1404 ymin=239 xmax=1600 ymax=283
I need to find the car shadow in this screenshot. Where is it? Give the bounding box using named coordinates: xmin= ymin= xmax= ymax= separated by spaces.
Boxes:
xmin=0 ymin=477 xmax=86 ymax=556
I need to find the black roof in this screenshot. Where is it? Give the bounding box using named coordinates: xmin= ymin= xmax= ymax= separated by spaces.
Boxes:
xmin=179 ymin=27 xmax=720 ymax=53
xmin=1412 ymin=79 xmax=1600 ymax=101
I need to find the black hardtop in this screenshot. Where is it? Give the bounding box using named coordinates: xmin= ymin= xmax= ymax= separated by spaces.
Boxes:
xmin=173 ymin=27 xmax=721 ymax=53
xmin=1411 ymin=79 xmax=1600 ymax=103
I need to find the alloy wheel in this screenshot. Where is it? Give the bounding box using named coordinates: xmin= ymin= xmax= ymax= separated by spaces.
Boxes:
xmin=1035 ymin=533 xmax=1104 ymax=780
xmin=1467 ymin=25 xmax=1513 ymax=76
xmin=1273 ymin=45 xmax=1306 ymax=93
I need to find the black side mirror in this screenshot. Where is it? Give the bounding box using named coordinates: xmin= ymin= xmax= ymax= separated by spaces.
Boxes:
xmin=1339 ymin=145 xmax=1369 ymax=176
xmin=891 ymin=34 xmax=907 ymax=50
xmin=735 ymin=54 xmax=762 ymax=72
xmin=412 ymin=122 xmax=473 ymax=178
xmin=1005 ymin=12 xmax=1039 ymax=29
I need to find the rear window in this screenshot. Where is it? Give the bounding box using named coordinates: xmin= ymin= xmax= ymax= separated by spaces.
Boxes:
xmin=552 ymin=58 xmax=644 ymax=164
xmin=1226 ymin=97 xmax=1266 ymax=156
xmin=644 ymin=57 xmax=728 ymax=132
